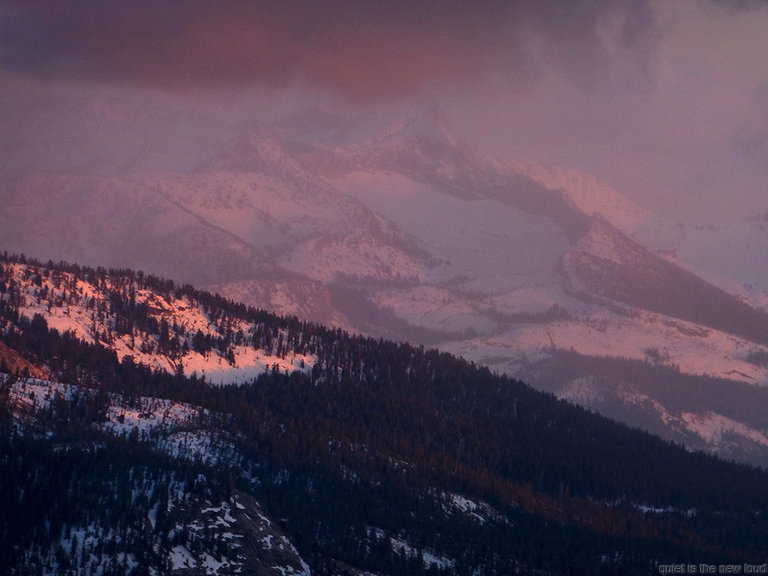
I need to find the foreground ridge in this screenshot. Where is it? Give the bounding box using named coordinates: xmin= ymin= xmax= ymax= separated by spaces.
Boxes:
xmin=2 ymin=254 xmax=768 ymax=575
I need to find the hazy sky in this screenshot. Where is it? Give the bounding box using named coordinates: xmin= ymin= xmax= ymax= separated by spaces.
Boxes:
xmin=2 ymin=0 xmax=767 ymax=224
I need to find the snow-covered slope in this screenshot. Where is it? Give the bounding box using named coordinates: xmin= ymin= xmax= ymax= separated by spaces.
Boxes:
xmin=1 ymin=261 xmax=316 ymax=385
xmin=3 ymin=374 xmax=313 ymax=576
xmin=508 ymin=160 xmax=685 ymax=248
xmin=3 ymin=105 xmax=768 ymax=464
xmin=670 ymin=214 xmax=768 ymax=310
xmin=513 ymin=160 xmax=768 ymax=310
xmin=0 ymin=172 xmax=269 ymax=286
xmin=143 ymin=169 xmax=430 ymax=285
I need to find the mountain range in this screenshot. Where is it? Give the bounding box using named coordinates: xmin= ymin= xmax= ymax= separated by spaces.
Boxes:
xmin=2 ymin=105 xmax=768 ymax=465
xmin=3 ymin=254 xmax=768 ymax=575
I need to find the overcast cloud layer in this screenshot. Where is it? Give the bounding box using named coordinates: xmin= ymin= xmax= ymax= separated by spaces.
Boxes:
xmin=2 ymin=0 xmax=767 ymax=224
xmin=1 ymin=0 xmax=658 ymax=95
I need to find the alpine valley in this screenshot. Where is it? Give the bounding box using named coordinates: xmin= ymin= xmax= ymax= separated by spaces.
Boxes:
xmin=3 ymin=254 xmax=768 ymax=575
xmin=2 ymin=104 xmax=768 ymax=467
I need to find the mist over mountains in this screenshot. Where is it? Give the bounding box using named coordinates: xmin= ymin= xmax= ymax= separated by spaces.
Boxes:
xmin=2 ymin=101 xmax=768 ymax=465
xmin=4 ymin=3 xmax=768 ymax=574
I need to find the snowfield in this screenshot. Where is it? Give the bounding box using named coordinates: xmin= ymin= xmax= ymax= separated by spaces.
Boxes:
xmin=4 ymin=262 xmax=317 ymax=386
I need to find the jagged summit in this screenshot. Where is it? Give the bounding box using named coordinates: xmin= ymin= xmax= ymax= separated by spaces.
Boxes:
xmin=363 ymin=106 xmax=468 ymax=155
xmin=385 ymin=107 xmax=456 ymax=143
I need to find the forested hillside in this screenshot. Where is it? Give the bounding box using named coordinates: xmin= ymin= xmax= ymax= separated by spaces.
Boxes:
xmin=2 ymin=254 xmax=768 ymax=575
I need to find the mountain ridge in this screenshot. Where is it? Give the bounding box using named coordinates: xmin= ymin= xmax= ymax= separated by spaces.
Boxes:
xmin=2 ymin=105 xmax=768 ymax=467
xmin=3 ymin=254 xmax=768 ymax=574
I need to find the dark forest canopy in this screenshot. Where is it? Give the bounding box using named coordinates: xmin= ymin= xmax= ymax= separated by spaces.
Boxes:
xmin=2 ymin=253 xmax=768 ymax=575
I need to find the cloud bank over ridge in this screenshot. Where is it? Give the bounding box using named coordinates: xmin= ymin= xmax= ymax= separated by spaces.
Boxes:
xmin=1 ymin=0 xmax=767 ymax=224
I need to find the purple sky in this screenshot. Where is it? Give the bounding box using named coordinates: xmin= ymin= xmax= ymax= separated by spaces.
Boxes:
xmin=2 ymin=0 xmax=767 ymax=224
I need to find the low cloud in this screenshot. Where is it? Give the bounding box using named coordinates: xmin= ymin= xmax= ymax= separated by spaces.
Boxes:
xmin=1 ymin=0 xmax=766 ymax=225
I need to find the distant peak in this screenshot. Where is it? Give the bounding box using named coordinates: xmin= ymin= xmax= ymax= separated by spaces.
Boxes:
xmin=362 ymin=108 xmax=471 ymax=157
xmin=390 ymin=107 xmax=456 ymax=142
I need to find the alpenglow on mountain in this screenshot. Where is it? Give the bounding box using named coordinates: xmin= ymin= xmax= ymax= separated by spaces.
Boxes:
xmin=3 ymin=255 xmax=768 ymax=575
xmin=2 ymin=106 xmax=768 ymax=465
